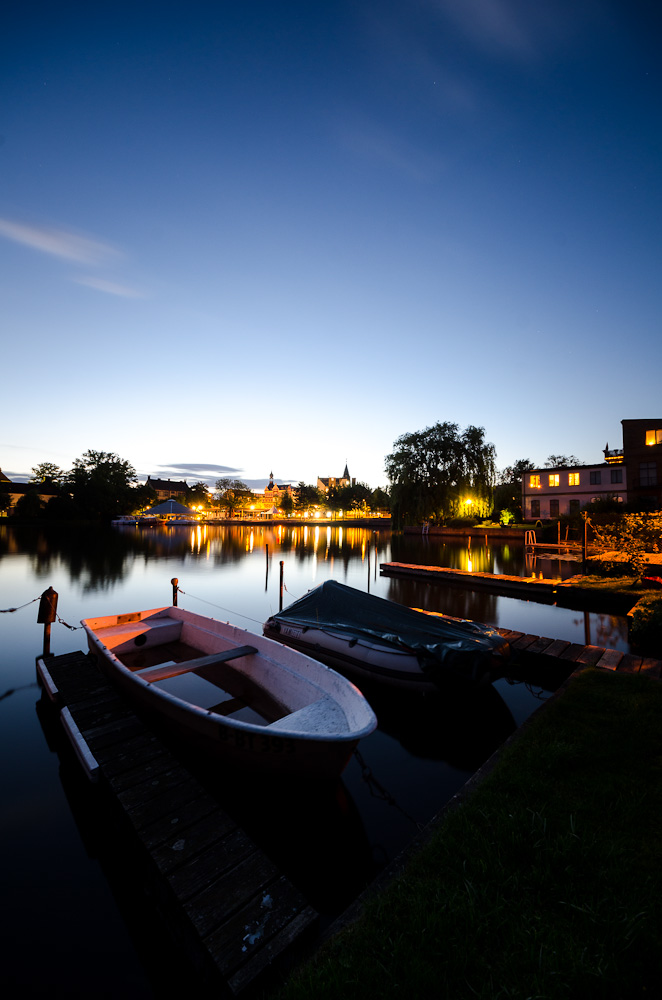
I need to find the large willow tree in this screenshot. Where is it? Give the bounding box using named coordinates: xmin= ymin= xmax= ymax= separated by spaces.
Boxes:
xmin=385 ymin=421 xmax=496 ymax=524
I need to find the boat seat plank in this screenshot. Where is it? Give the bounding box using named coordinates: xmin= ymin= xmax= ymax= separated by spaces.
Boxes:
xmin=266 ymin=696 xmax=349 ymax=735
xmin=136 ymin=645 xmax=257 ymax=683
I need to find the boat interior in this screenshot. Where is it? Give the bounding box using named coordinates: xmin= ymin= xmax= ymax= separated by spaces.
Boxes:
xmin=89 ymin=613 xmax=353 ymax=733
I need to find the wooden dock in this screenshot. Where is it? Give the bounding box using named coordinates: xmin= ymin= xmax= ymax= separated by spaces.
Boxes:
xmin=492 ymin=627 xmax=661 ymax=678
xmin=380 ymin=561 xmax=560 ymax=601
xmin=37 ymin=650 xmax=318 ymax=997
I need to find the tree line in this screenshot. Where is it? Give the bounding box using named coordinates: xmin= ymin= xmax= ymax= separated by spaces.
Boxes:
xmin=0 ymin=452 xmax=391 ymax=521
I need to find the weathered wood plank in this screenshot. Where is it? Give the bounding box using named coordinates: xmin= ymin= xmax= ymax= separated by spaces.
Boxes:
xmin=575 ymin=645 xmax=607 ymax=667
xmin=207 ymin=876 xmax=317 ymax=983
xmin=226 ymin=903 xmax=318 ymax=997
xmin=640 ymin=658 xmax=662 ymax=678
xmin=617 ymin=653 xmax=643 ymax=673
xmin=540 ymin=639 xmax=571 ymax=658
xmin=184 ymin=851 xmax=280 ymax=938
xmin=511 ymin=634 xmax=540 ymax=651
xmin=136 ymin=793 xmax=224 ymax=853
xmin=596 ymin=649 xmax=624 ymax=671
xmin=150 ymin=808 xmax=239 ymax=875
xmin=167 ymin=827 xmax=258 ymax=902
xmin=525 ymin=636 xmax=555 ymax=656
xmin=559 ymin=643 xmax=587 ymax=662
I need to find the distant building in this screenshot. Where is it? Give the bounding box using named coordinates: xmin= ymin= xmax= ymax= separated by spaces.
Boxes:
xmin=317 ymin=464 xmax=354 ymax=493
xmin=521 ymin=417 xmax=662 ymax=520
xmin=264 ymin=472 xmax=294 ymax=499
xmin=145 ymin=476 xmax=188 ymax=500
xmin=0 ymin=470 xmax=60 ymax=514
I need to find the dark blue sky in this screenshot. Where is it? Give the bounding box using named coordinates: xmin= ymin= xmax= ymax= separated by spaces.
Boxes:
xmin=2 ymin=1 xmax=660 ymax=487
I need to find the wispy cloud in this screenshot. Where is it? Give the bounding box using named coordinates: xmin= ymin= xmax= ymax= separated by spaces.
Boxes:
xmin=430 ymin=0 xmax=581 ymax=63
xmin=158 ymin=463 xmax=244 ymax=478
xmin=0 ymin=217 xmax=119 ymax=265
xmin=73 ymin=275 xmax=145 ymax=298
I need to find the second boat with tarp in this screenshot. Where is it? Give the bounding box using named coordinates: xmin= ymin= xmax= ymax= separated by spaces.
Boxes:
xmin=263 ymin=580 xmax=511 ymax=692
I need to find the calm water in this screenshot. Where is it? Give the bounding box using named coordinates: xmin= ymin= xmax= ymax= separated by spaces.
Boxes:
xmin=0 ymin=523 xmax=629 ymax=996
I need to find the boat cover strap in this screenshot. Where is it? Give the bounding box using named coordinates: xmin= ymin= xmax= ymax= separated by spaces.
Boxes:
xmin=137 ymin=644 xmax=257 ymax=682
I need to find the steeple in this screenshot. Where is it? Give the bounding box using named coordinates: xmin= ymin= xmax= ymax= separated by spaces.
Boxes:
xmin=342 ymin=463 xmax=349 ymax=480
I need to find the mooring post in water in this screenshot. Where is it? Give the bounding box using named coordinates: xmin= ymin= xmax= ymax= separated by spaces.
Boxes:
xmin=265 ymin=543 xmax=269 ymax=591
xmin=279 ymin=560 xmax=284 ymax=611
xmin=37 ymin=586 xmax=58 ymax=658
xmin=171 ymin=577 xmax=178 ymax=606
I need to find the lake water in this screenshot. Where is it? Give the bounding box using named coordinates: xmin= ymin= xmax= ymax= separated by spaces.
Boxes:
xmin=0 ymin=523 xmax=630 ymax=996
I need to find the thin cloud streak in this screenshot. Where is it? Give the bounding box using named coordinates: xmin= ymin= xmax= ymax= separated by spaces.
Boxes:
xmin=158 ymin=463 xmax=244 ymax=478
xmin=73 ymin=275 xmax=146 ymax=298
xmin=0 ymin=217 xmax=119 ymax=265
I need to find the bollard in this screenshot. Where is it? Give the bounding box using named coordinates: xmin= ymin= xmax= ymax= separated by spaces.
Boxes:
xmin=171 ymin=578 xmax=178 ymax=606
xmin=38 ymin=586 xmax=58 ymax=658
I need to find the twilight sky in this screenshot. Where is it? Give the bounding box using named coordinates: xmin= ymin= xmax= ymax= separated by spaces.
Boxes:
xmin=2 ymin=1 xmax=660 ymax=490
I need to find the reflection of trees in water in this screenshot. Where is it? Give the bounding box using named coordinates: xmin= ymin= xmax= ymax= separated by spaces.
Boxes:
xmin=384 ymin=577 xmax=499 ymax=624
xmin=572 ymin=611 xmax=629 ymax=650
xmin=0 ymin=524 xmax=144 ymax=591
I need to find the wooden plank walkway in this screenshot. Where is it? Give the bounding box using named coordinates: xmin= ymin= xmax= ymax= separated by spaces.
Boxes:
xmin=37 ymin=651 xmax=318 ymax=997
xmin=493 ymin=628 xmax=661 ymax=678
xmin=380 ymin=561 xmax=559 ymax=600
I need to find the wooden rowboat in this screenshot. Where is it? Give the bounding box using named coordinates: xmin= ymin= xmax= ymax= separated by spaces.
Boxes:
xmin=81 ymin=605 xmax=377 ymax=778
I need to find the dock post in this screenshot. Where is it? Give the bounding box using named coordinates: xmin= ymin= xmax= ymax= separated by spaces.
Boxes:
xmin=171 ymin=578 xmax=178 ymax=606
xmin=279 ymin=561 xmax=284 ymax=611
xmin=37 ymin=586 xmax=58 ymax=658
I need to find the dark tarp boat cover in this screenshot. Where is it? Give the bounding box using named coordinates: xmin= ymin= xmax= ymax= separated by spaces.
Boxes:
xmin=270 ymin=580 xmax=508 ymax=678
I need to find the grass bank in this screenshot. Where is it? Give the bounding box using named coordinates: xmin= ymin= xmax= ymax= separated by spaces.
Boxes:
xmin=275 ymin=669 xmax=662 ymax=1000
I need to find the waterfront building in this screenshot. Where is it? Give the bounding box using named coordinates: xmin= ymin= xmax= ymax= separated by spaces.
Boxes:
xmin=144 ymin=476 xmax=189 ymax=500
xmin=522 ymin=417 xmax=662 ymax=520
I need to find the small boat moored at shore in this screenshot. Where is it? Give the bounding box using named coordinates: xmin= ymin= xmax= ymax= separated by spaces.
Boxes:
xmin=81 ymin=605 xmax=377 ymax=778
xmin=263 ymin=580 xmax=511 ymax=692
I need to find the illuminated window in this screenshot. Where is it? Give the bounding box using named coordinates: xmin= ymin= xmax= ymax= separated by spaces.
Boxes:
xmin=568 ymin=472 xmax=580 ymax=486
xmin=645 ymin=429 xmax=662 ymax=446
xmin=548 ymin=474 xmax=559 ymax=487
xmin=529 ymin=475 xmax=540 ymax=488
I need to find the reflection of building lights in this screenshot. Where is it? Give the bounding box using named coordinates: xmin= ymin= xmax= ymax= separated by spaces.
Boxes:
xmin=467 ymin=557 xmax=473 ymax=573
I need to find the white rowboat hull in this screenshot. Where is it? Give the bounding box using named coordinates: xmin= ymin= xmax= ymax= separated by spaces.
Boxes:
xmin=81 ymin=605 xmax=376 ymax=778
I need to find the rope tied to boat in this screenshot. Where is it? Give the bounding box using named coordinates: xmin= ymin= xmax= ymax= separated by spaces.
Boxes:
xmin=0 ymin=596 xmax=40 ymax=614
xmin=56 ymin=615 xmax=83 ymax=631
xmin=174 ymin=587 xmax=264 ymax=626
xmin=353 ymin=748 xmax=424 ymax=831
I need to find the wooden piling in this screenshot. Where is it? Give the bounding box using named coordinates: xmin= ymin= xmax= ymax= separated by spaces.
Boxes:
xmin=37 ymin=586 xmax=58 ymax=658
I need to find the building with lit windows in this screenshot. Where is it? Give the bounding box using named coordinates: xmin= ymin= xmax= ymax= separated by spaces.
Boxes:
xmin=522 ymin=418 xmax=662 ymax=520
xmin=317 ymin=465 xmax=353 ymax=492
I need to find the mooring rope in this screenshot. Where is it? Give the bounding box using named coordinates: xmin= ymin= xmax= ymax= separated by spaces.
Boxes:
xmin=0 ymin=596 xmax=40 ymax=614
xmin=57 ymin=615 xmax=83 ymax=631
xmin=175 ymin=587 xmax=264 ymax=626
xmin=353 ymin=747 xmax=424 ymax=830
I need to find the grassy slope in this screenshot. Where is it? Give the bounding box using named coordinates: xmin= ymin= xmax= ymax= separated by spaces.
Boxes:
xmin=276 ymin=670 xmax=662 ymax=1000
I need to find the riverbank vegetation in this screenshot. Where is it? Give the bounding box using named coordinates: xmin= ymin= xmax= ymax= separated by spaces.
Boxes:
xmin=275 ymin=669 xmax=662 ymax=1000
